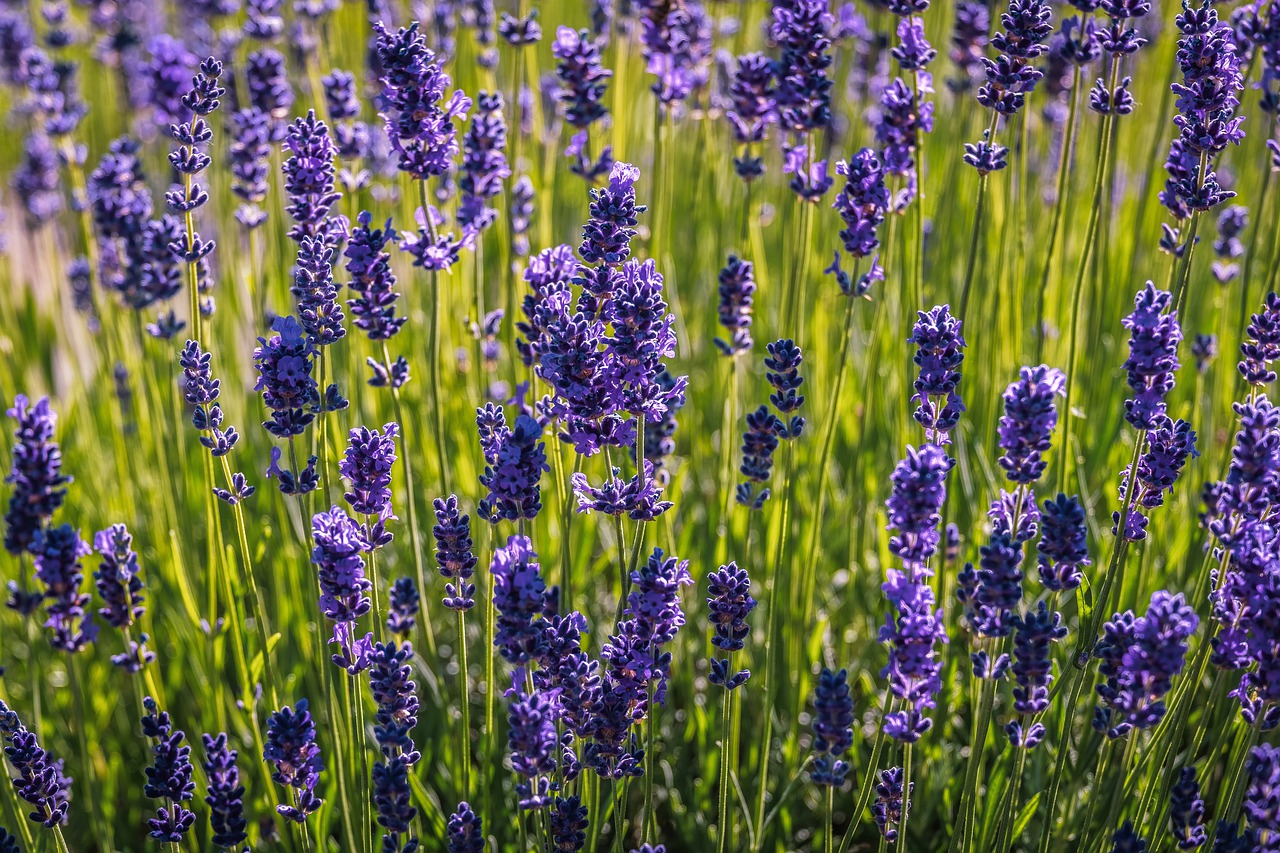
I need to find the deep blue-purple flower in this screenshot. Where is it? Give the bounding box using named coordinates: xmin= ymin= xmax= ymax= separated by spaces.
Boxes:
xmin=202 ymin=733 xmax=247 ymax=851
xmin=264 ymin=699 xmax=323 ymax=824
xmin=433 ymin=495 xmax=478 ymax=611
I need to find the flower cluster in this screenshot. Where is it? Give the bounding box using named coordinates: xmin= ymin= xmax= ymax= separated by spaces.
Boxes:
xmin=880 ymin=569 xmax=948 ymax=742
xmin=179 ymin=340 xmax=246 ymax=471
xmin=1005 ymin=603 xmax=1067 ymax=747
xmin=433 ymin=495 xmax=478 ymax=611
xmin=311 ymin=506 xmax=373 ymax=674
xmin=0 ymin=699 xmax=69 ymax=827
xmin=1161 ymin=2 xmax=1244 ymax=217
xmin=165 ymin=57 xmax=223 ymax=276
xmin=374 ymin=21 xmax=471 ymax=181
xmin=726 ymin=52 xmax=775 ymax=181
xmin=368 ymin=641 xmax=421 ymax=853
xmin=140 ymin=698 xmax=196 ymax=842
xmin=714 ymin=255 xmax=756 ymax=357
xmin=476 ymin=403 xmax=548 ymax=523
xmin=3 ymin=395 xmax=71 ymax=557
xmin=264 ymin=699 xmax=324 ymax=824
xmin=908 ymin=306 xmax=966 ymax=444
xmin=93 ymin=523 xmax=154 ymax=671
xmin=1093 ymin=591 xmax=1199 ymax=738
xmin=810 ymin=668 xmax=854 ymax=787
xmin=202 ymin=733 xmax=247 ymax=852
xmin=282 ymin=111 xmax=341 ymax=244
xmin=886 ymin=444 xmax=955 ymax=576
xmin=707 ymin=562 xmax=756 ymax=690
xmin=997 ymin=365 xmax=1066 ymax=484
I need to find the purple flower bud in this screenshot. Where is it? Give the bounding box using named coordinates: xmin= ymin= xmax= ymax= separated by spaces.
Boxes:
xmin=202 ymin=732 xmax=247 ymax=851
xmin=810 ymin=668 xmax=854 ymax=786
xmin=3 ymin=395 xmax=71 ymax=556
xmin=997 ymin=365 xmax=1066 ymax=484
xmin=141 ymin=697 xmax=196 ymax=842
xmin=0 ymin=699 xmax=70 ymax=827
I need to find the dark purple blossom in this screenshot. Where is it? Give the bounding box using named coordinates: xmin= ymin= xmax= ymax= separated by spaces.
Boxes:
xmin=264 ymin=699 xmax=323 ymax=824
xmin=282 ymin=111 xmax=340 ymax=245
xmin=491 ymin=534 xmax=547 ymax=665
xmin=459 ymin=91 xmax=509 ymax=232
xmin=810 ymin=668 xmax=854 ymax=786
xmin=1122 ymin=283 xmax=1183 ymax=431
xmin=368 ymin=641 xmax=420 ymax=851
xmin=387 ymin=577 xmax=420 ymax=637
xmin=997 ymin=365 xmax=1066 ymax=484
xmin=714 ymin=255 xmax=756 ymax=357
xmin=1038 ymin=493 xmax=1090 ymax=591
xmin=880 ymin=571 xmax=948 ymax=741
xmin=707 ymin=561 xmax=756 ymax=689
xmin=764 ymin=339 xmax=805 ymax=439
xmin=3 ymin=395 xmax=71 ymax=557
xmin=1240 ymin=293 xmax=1280 ymax=386
xmin=202 ymin=733 xmax=247 ymax=851
xmin=1169 ymin=766 xmax=1207 ymax=850
xmin=433 ymin=495 xmax=478 ymax=611
xmin=477 ymin=404 xmax=548 ymax=523
xmin=771 ymin=0 xmax=835 ymax=136
xmin=886 ymin=444 xmax=954 ymax=576
xmin=340 ymin=423 xmax=398 ymax=521
xmin=32 ymin=525 xmax=95 ymax=653
xmin=1093 ymin=591 xmax=1199 ymax=738
xmin=0 ymin=699 xmax=69 ymax=827
xmin=447 ymin=802 xmax=484 ymax=853
xmin=552 ymin=26 xmax=611 ymax=130
xmin=1005 ymin=602 xmax=1067 ymax=747
xmin=311 ymin=506 xmax=373 ymax=674
xmin=833 ymin=148 xmax=891 ymax=263
xmin=374 ymin=21 xmax=471 ymax=181
xmin=908 ymin=306 xmax=966 ymax=443
xmin=141 ymin=698 xmax=196 ymax=842
xmin=253 ymin=315 xmax=318 ymax=439
xmin=872 ymin=767 xmax=911 ymax=841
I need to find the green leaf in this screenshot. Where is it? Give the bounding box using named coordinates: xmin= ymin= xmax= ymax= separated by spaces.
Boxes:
xmin=1013 ymin=792 xmax=1041 ymax=840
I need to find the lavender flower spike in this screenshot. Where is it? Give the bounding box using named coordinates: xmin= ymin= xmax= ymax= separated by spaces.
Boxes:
xmin=0 ymin=699 xmax=69 ymax=827
xmin=264 ymin=699 xmax=324 ymax=824
xmin=997 ymin=365 xmax=1067 ymax=484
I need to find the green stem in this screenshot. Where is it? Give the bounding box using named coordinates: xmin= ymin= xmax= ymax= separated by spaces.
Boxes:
xmin=420 ymin=177 xmax=452 ymax=494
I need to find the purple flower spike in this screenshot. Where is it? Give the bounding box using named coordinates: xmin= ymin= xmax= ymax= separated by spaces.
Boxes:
xmin=1121 ymin=282 xmax=1182 ymax=431
xmin=552 ymin=26 xmax=612 ymax=131
xmin=833 ymin=148 xmax=891 ymax=262
xmin=3 ymin=395 xmax=71 ymax=557
xmin=311 ymin=506 xmax=374 ymax=674
xmin=707 ymin=561 xmax=756 ymax=689
xmin=202 ymin=733 xmax=247 ymax=851
xmin=33 ymin=524 xmax=96 ymax=653
xmin=715 ymin=255 xmax=756 ymax=357
xmin=908 ymin=306 xmax=966 ymax=444
xmin=447 ymin=801 xmax=484 ymax=853
xmin=253 ymin=315 xmax=319 ymax=439
xmin=880 ymin=570 xmax=948 ymax=742
xmin=872 ymin=767 xmax=912 ymax=841
xmin=282 ymin=111 xmax=341 ymax=244
xmin=373 ymin=21 xmax=471 ymax=181
xmin=346 ymin=212 xmax=404 ymax=343
xmin=1038 ymin=493 xmax=1090 ymax=591
xmin=433 ymin=495 xmax=478 ymax=611
xmin=387 ymin=577 xmax=421 ymax=637
xmin=771 ymin=0 xmax=835 ymax=136
xmin=0 ymin=699 xmax=69 ymax=827
xmin=264 ymin=699 xmax=324 ymax=824
xmin=93 ymin=523 xmax=155 ymax=671
xmin=141 ymin=698 xmax=196 ymax=842
xmin=491 ymin=535 xmax=548 ymax=665
xmin=1239 ymin=293 xmax=1280 ymax=386
xmin=1093 ymin=591 xmax=1198 ymax=739
xmin=886 ymin=444 xmax=955 ymax=577
xmin=477 ymin=404 xmax=548 ymax=523
xmin=997 ymin=365 xmax=1066 ymax=484
xmin=340 ymin=423 xmax=399 ymax=522
xmin=809 ymin=668 xmax=854 ymax=787
xmin=1005 ymin=602 xmax=1066 ymax=748
xmin=1169 ymin=766 xmax=1207 ymax=850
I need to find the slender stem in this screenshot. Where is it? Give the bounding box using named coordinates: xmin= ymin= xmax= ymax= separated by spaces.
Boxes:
xmin=716 ymin=670 xmax=734 ymax=853
xmin=1034 ymin=66 xmax=1083 ymax=362
xmin=897 ymin=743 xmax=913 ymax=851
xmin=457 ymin=609 xmax=472 ymax=796
xmin=1058 ymin=54 xmax=1121 ymax=497
xmin=419 ymin=177 xmax=452 ymax=494
xmin=385 ymin=362 xmax=437 ymax=656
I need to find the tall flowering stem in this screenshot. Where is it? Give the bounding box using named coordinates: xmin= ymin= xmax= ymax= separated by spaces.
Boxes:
xmin=1164 ymin=0 xmax=1244 ymax=315
xmin=374 ymin=21 xmax=471 ymax=494
xmin=167 ymin=57 xmax=224 ymax=345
